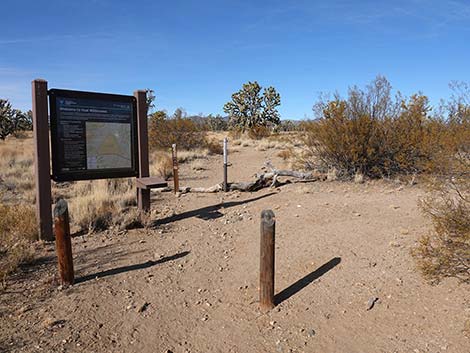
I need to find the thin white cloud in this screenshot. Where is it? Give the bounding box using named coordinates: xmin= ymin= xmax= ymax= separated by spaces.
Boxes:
xmin=0 ymin=33 xmax=114 ymax=46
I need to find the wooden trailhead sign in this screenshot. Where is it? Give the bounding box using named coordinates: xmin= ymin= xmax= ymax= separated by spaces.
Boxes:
xmin=32 ymin=79 xmax=165 ymax=241
xmin=49 ymin=89 xmax=139 ymax=182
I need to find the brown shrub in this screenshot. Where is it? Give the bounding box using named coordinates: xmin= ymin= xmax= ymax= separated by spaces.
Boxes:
xmin=248 ymin=125 xmax=271 ymax=140
xmin=413 ymin=85 xmax=470 ymax=283
xmin=205 ymin=138 xmax=223 ymax=155
xmin=301 ymin=77 xmax=446 ymax=178
xmin=0 ymin=203 xmax=37 ymax=280
xmin=149 ymin=110 xmax=206 ymax=150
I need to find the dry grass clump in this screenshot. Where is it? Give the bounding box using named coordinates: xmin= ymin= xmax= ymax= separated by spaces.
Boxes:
xmin=150 ymin=152 xmax=173 ymax=180
xmin=0 ymin=202 xmax=37 ymax=281
xmin=0 ymin=137 xmax=35 ymax=202
xmin=68 ymin=179 xmax=138 ymax=233
xmin=256 ymin=140 xmax=277 ymax=151
xmin=277 ymin=149 xmax=293 ymax=161
xmin=177 ymin=149 xmax=209 ymax=163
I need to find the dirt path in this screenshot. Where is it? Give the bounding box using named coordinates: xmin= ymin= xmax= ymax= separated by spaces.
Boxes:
xmin=1 ymin=146 xmax=469 ymax=353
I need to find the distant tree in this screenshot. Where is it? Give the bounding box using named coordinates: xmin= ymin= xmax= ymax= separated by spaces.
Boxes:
xmin=145 ymin=89 xmax=156 ymax=113
xmin=0 ymin=99 xmax=15 ymax=140
xmin=12 ymin=109 xmax=33 ymax=136
xmin=206 ymin=114 xmax=228 ymax=131
xmin=223 ymin=81 xmax=281 ymax=131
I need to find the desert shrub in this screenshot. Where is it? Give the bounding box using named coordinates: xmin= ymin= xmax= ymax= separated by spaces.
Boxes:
xmin=0 ymin=203 xmax=37 ymax=280
xmin=205 ymin=138 xmax=223 ymax=155
xmin=228 ymin=128 xmax=242 ymax=140
xmin=149 ymin=109 xmax=206 ymax=150
xmin=301 ymin=76 xmax=444 ymax=178
xmin=248 ymin=125 xmax=271 ymax=140
xmin=413 ymin=82 xmax=470 ymax=283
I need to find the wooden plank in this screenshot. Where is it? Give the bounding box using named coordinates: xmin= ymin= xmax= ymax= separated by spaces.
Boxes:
xmin=136 ymin=176 xmax=168 ymax=190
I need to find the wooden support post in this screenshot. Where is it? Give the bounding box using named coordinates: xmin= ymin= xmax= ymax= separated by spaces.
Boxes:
xmin=32 ymin=79 xmax=53 ymax=241
xmin=53 ymin=199 xmax=74 ymax=285
xmin=260 ymin=209 xmax=275 ymax=312
xmin=223 ymin=137 xmax=228 ymax=192
xmin=172 ymin=143 xmax=179 ymax=193
xmin=134 ymin=90 xmax=150 ymax=212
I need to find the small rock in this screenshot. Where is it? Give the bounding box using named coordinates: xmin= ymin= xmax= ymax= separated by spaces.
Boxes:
xmin=138 ymin=302 xmax=150 ymax=313
xmin=307 ymin=329 xmax=316 ymax=337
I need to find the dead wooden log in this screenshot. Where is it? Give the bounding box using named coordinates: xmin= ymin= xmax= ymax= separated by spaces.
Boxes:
xmin=157 ymin=163 xmax=323 ymax=193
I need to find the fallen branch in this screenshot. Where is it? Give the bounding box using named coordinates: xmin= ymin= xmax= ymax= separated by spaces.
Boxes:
xmin=158 ymin=162 xmax=324 ymax=193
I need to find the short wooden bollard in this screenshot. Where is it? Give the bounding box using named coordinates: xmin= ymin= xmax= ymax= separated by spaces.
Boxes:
xmin=223 ymin=137 xmax=228 ymax=192
xmin=53 ymin=199 xmax=74 ymax=285
xmin=172 ymin=143 xmax=179 ymax=194
xmin=260 ymin=209 xmax=275 ymax=312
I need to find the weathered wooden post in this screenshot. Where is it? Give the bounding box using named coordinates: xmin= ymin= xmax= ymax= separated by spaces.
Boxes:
xmin=223 ymin=137 xmax=228 ymax=192
xmin=172 ymin=143 xmax=179 ymax=193
xmin=53 ymin=199 xmax=74 ymax=285
xmin=32 ymin=79 xmax=53 ymax=241
xmin=134 ymin=90 xmax=150 ymax=212
xmin=260 ymin=209 xmax=275 ymax=311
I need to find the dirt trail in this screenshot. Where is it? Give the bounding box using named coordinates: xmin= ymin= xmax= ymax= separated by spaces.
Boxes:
xmin=1 ymin=146 xmax=469 ymax=353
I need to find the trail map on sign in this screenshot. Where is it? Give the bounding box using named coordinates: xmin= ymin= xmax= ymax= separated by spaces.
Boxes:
xmin=49 ymin=88 xmax=138 ymax=182
xmin=86 ymin=122 xmax=132 ymax=169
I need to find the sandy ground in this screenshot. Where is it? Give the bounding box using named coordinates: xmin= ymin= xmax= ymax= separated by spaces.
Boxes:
xmin=1 ymin=145 xmax=469 ymax=353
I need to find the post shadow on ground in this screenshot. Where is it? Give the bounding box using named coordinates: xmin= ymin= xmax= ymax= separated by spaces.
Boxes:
xmin=152 ymin=192 xmax=276 ymax=226
xmin=274 ymin=257 xmax=341 ymax=305
xmin=75 ymin=251 xmax=190 ymax=284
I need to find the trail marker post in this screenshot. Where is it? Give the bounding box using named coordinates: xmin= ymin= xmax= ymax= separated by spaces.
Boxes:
xmin=260 ymin=209 xmax=276 ymax=312
xmin=53 ymin=199 xmax=74 ymax=285
xmin=172 ymin=143 xmax=179 ymax=193
xmin=223 ymin=137 xmax=228 ymax=192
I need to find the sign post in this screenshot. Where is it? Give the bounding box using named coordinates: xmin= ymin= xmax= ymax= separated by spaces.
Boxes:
xmin=172 ymin=144 xmax=179 ymax=193
xmin=32 ymin=79 xmax=53 ymax=241
xmin=223 ymin=137 xmax=228 ymax=192
xmin=134 ymin=90 xmax=150 ymax=211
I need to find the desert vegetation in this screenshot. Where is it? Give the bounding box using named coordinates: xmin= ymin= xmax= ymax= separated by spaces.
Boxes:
xmin=1 ymin=76 xmax=468 ymax=287
xmin=0 ymin=76 xmax=469 ymax=353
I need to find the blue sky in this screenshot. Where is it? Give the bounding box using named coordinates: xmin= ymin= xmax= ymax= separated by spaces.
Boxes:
xmin=1 ymin=0 xmax=469 ymax=119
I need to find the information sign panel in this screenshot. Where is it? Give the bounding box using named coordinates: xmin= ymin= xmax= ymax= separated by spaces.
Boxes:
xmin=49 ymin=89 xmax=139 ymax=181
